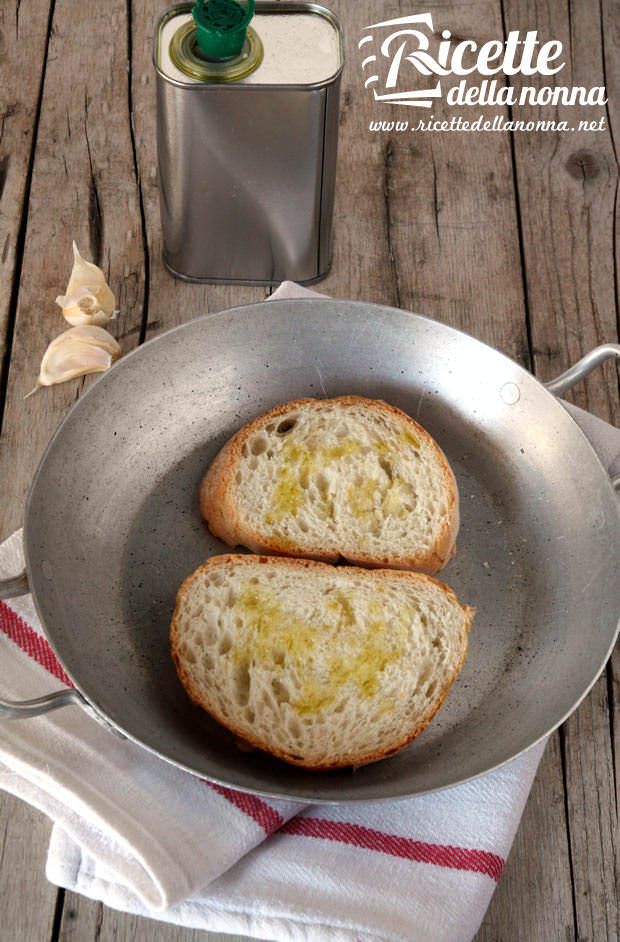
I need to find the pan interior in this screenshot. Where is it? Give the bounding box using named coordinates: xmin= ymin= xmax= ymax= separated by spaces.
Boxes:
xmin=24 ymin=300 xmax=620 ymax=801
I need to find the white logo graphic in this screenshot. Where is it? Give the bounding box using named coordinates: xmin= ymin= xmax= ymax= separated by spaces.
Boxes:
xmin=359 ymin=13 xmax=607 ymax=112
xmin=359 ymin=14 xmax=442 ymax=107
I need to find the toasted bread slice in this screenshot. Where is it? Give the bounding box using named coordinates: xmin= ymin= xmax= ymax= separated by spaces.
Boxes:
xmin=170 ymin=554 xmax=473 ymax=769
xmin=201 ymin=397 xmax=459 ymax=574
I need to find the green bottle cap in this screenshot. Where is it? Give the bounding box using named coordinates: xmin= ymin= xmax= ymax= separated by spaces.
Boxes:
xmin=192 ymin=0 xmax=255 ymax=61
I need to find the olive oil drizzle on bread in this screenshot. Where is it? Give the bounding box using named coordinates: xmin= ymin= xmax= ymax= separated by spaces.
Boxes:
xmin=171 ymin=555 xmax=473 ymax=770
xmin=201 ymin=397 xmax=459 ymax=573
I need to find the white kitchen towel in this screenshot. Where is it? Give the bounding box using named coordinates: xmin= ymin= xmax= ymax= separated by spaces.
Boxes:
xmin=0 ymin=587 xmax=543 ymax=942
xmin=0 ymin=281 xmax=617 ymax=941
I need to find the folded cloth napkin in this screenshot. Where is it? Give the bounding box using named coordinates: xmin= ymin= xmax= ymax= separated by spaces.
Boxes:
xmin=0 ymin=282 xmax=617 ymax=942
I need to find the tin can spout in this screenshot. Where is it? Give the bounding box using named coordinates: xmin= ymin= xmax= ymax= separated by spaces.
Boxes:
xmin=192 ymin=0 xmax=255 ymax=60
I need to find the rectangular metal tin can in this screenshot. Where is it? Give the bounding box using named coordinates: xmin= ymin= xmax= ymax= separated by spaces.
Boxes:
xmin=154 ymin=2 xmax=344 ymax=285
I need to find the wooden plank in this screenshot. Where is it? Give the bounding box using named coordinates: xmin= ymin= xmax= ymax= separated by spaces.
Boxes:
xmin=503 ymin=0 xmax=618 ymax=409
xmin=59 ymin=893 xmax=257 ymax=942
xmin=562 ymin=679 xmax=618 ymax=941
xmin=334 ymin=0 xmax=531 ymax=364
xmin=600 ymin=0 xmax=619 ymax=840
xmin=0 ymin=0 xmax=53 ymax=388
xmin=612 ymin=649 xmax=619 ymax=820
xmin=0 ymin=0 xmax=147 ymax=543
xmin=501 ymin=0 xmax=619 ymax=938
xmin=0 ymin=794 xmax=59 ymax=941
xmin=476 ymin=735 xmax=575 ymax=940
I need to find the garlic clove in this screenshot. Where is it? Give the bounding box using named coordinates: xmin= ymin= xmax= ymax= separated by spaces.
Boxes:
xmin=55 ymin=242 xmax=116 ymax=326
xmin=64 ymin=324 xmax=122 ymax=356
xmin=40 ymin=343 xmax=113 ymax=383
xmin=27 ymin=325 xmax=121 ymax=397
xmin=57 ymin=286 xmax=114 ymax=327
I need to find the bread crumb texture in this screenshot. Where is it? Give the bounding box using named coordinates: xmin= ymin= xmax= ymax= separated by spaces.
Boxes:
xmin=244 ymin=405 xmax=436 ymax=541
xmin=202 ymin=397 xmax=458 ymax=572
xmin=171 ymin=556 xmax=472 ymax=769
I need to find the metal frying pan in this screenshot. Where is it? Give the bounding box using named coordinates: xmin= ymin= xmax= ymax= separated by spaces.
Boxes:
xmin=1 ymin=299 xmax=619 ymax=802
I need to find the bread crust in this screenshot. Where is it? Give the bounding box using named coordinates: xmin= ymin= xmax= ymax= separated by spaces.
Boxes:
xmin=170 ymin=554 xmax=474 ymax=770
xmin=201 ymin=396 xmax=459 ymax=574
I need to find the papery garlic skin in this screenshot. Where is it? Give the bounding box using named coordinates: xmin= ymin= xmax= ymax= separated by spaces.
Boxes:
xmin=55 ymin=242 xmax=116 ymax=326
xmin=27 ymin=325 xmax=122 ymax=396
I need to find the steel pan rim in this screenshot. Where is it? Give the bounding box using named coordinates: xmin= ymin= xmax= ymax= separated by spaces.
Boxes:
xmin=21 ymin=298 xmax=620 ymax=802
xmin=27 ymin=296 xmax=619 ymax=505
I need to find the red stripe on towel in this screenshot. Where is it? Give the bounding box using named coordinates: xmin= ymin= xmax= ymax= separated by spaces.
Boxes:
xmin=0 ymin=597 xmax=505 ymax=882
xmin=281 ymin=817 xmax=504 ymax=881
xmin=208 ymin=781 xmax=285 ymax=833
xmin=0 ymin=600 xmax=73 ymax=687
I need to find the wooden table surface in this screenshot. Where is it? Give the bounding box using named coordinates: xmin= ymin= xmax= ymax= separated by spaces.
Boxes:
xmin=0 ymin=1 xmax=618 ymax=939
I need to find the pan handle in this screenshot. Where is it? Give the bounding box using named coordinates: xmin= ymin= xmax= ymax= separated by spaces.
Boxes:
xmin=544 ymin=343 xmax=620 ymax=396
xmin=546 ymin=345 xmax=620 ymax=500
xmin=0 ymin=570 xmax=86 ymax=716
xmin=0 ymin=570 xmax=29 ymax=600
xmin=0 ymin=689 xmax=82 ymax=718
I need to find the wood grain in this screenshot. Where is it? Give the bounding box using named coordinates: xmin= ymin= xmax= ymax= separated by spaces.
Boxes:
xmin=0 ymin=0 xmax=53 ymax=403
xmin=561 ymin=689 xmax=618 ymax=941
xmin=503 ymin=0 xmax=618 ymax=409
xmin=0 ymin=0 xmax=146 ymax=542
xmin=0 ymin=794 xmax=59 ymax=942
xmin=59 ymin=891 xmax=257 ymax=941
xmin=600 ymin=0 xmax=619 ymax=880
xmin=477 ymin=736 xmax=575 ymax=941
xmin=358 ymin=2 xmax=531 ymax=363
